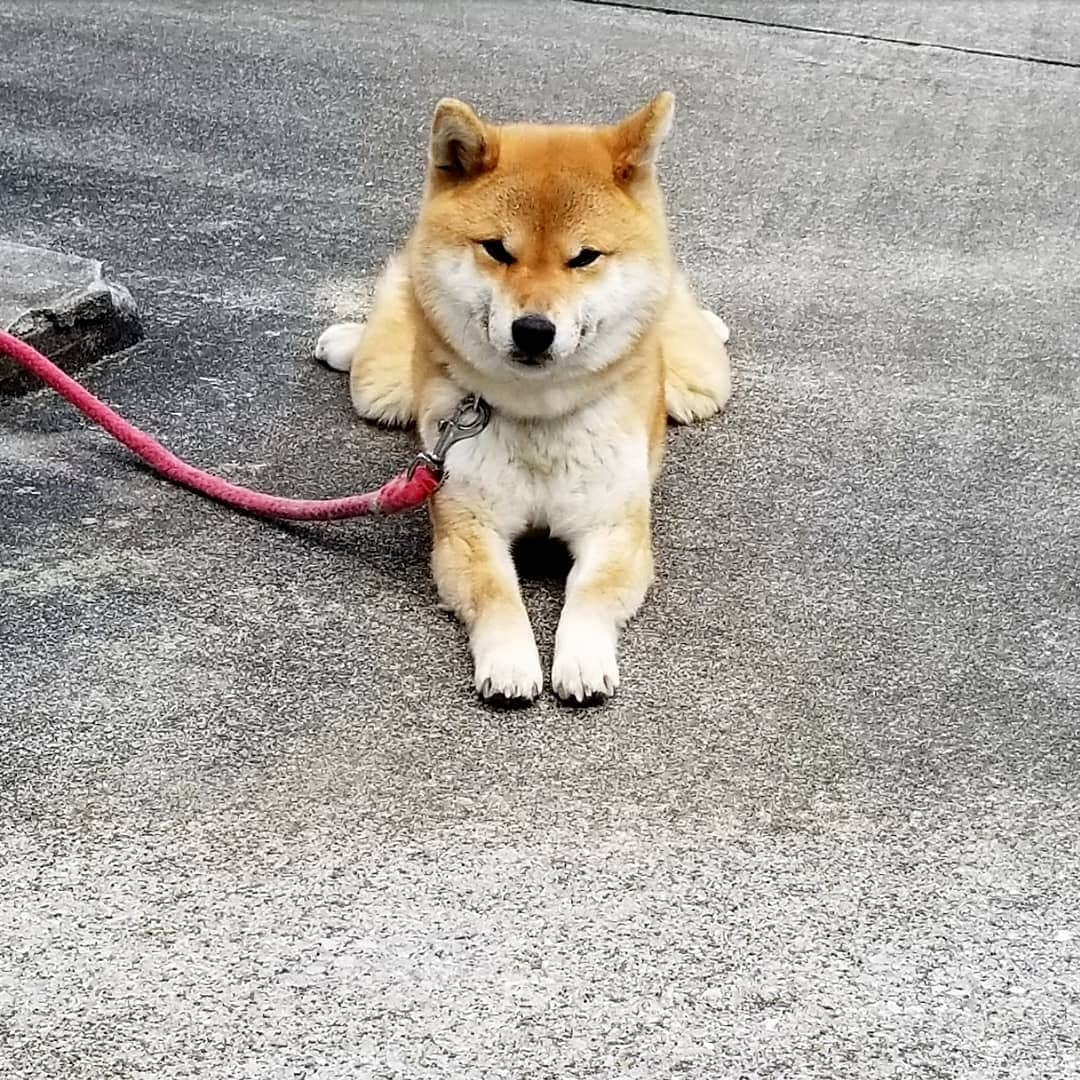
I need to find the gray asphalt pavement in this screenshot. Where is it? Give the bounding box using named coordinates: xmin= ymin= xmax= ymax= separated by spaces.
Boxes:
xmin=1 ymin=2 xmax=1078 ymax=1078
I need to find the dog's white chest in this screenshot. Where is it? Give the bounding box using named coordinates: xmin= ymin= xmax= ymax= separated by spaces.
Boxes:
xmin=436 ymin=395 xmax=649 ymax=539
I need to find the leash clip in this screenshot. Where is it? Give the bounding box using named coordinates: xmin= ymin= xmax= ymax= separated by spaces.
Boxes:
xmin=409 ymin=394 xmax=491 ymax=479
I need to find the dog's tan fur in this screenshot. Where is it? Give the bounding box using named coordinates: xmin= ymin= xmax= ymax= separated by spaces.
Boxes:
xmin=316 ymin=94 xmax=730 ymax=703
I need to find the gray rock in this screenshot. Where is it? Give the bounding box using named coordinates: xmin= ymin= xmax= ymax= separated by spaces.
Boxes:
xmin=0 ymin=240 xmax=142 ymax=394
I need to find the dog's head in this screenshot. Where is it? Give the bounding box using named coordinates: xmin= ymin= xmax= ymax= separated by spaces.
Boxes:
xmin=411 ymin=94 xmax=676 ymax=389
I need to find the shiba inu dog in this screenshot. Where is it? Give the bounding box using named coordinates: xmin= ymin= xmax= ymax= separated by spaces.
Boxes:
xmin=316 ymin=93 xmax=731 ymax=704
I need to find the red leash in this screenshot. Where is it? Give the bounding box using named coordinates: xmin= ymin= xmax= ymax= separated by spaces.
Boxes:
xmin=0 ymin=328 xmax=488 ymax=521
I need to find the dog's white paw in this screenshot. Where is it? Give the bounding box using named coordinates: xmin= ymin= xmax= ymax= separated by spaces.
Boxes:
xmin=473 ymin=627 xmax=543 ymax=704
xmin=552 ymin=619 xmax=620 ymax=705
xmin=704 ymin=309 xmax=730 ymax=344
xmin=314 ymin=321 xmax=364 ymax=372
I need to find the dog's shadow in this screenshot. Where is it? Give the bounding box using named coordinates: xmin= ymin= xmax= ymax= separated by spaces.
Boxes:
xmin=512 ymin=530 xmax=573 ymax=583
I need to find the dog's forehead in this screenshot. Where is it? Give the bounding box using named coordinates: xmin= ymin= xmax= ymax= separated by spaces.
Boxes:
xmin=494 ymin=172 xmax=606 ymax=228
xmin=484 ymin=127 xmax=620 ymax=232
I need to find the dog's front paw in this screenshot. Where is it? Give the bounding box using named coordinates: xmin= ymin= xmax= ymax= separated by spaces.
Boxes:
xmin=552 ymin=620 xmax=620 ymax=705
xmin=314 ymin=321 xmax=364 ymax=372
xmin=473 ymin=628 xmax=543 ymax=706
xmin=665 ymin=382 xmax=729 ymax=424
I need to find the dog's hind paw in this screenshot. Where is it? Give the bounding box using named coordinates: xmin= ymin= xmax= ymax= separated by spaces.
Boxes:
xmin=314 ymin=321 xmax=364 ymax=372
xmin=704 ymin=309 xmax=730 ymax=344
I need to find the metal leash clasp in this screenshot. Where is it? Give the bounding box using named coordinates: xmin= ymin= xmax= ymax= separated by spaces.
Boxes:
xmin=409 ymin=394 xmax=491 ymax=480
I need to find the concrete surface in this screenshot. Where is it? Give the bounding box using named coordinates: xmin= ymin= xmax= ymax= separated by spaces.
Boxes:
xmin=0 ymin=241 xmax=142 ymax=394
xmin=604 ymin=0 xmax=1080 ymax=64
xmin=1 ymin=2 xmax=1078 ymax=1078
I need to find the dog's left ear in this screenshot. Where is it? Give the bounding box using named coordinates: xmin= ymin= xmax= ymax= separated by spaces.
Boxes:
xmin=610 ymin=91 xmax=675 ymax=182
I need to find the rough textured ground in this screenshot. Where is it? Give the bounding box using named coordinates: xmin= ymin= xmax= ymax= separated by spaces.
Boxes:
xmin=1 ymin=2 xmax=1078 ymax=1078
xmin=608 ymin=0 xmax=1080 ymax=63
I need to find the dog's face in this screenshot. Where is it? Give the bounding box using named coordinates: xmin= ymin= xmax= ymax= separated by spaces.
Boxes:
xmin=411 ymin=95 xmax=675 ymax=386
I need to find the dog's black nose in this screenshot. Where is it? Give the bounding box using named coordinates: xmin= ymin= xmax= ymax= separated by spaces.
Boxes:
xmin=511 ymin=314 xmax=556 ymax=362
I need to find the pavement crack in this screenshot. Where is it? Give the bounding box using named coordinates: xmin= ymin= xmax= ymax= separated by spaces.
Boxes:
xmin=567 ymin=0 xmax=1080 ymax=70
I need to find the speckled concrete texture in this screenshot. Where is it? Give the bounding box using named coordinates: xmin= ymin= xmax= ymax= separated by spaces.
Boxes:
xmin=1 ymin=2 xmax=1078 ymax=1078
xmin=601 ymin=0 xmax=1080 ymax=63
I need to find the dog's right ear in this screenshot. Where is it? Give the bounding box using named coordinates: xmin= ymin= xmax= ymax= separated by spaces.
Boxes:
xmin=429 ymin=99 xmax=496 ymax=178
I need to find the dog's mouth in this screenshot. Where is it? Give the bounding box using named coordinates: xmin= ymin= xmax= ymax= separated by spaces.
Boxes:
xmin=509 ymin=349 xmax=552 ymax=369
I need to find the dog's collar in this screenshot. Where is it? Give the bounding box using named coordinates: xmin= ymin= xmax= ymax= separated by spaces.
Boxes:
xmin=410 ymin=394 xmax=491 ymax=480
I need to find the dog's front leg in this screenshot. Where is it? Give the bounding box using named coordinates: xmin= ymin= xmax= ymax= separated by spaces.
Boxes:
xmin=432 ymin=503 xmax=542 ymax=704
xmin=553 ymin=503 xmax=654 ymax=704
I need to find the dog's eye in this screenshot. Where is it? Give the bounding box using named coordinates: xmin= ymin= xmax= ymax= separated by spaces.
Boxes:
xmin=567 ymin=248 xmax=603 ymax=269
xmin=479 ymin=239 xmax=515 ymax=265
